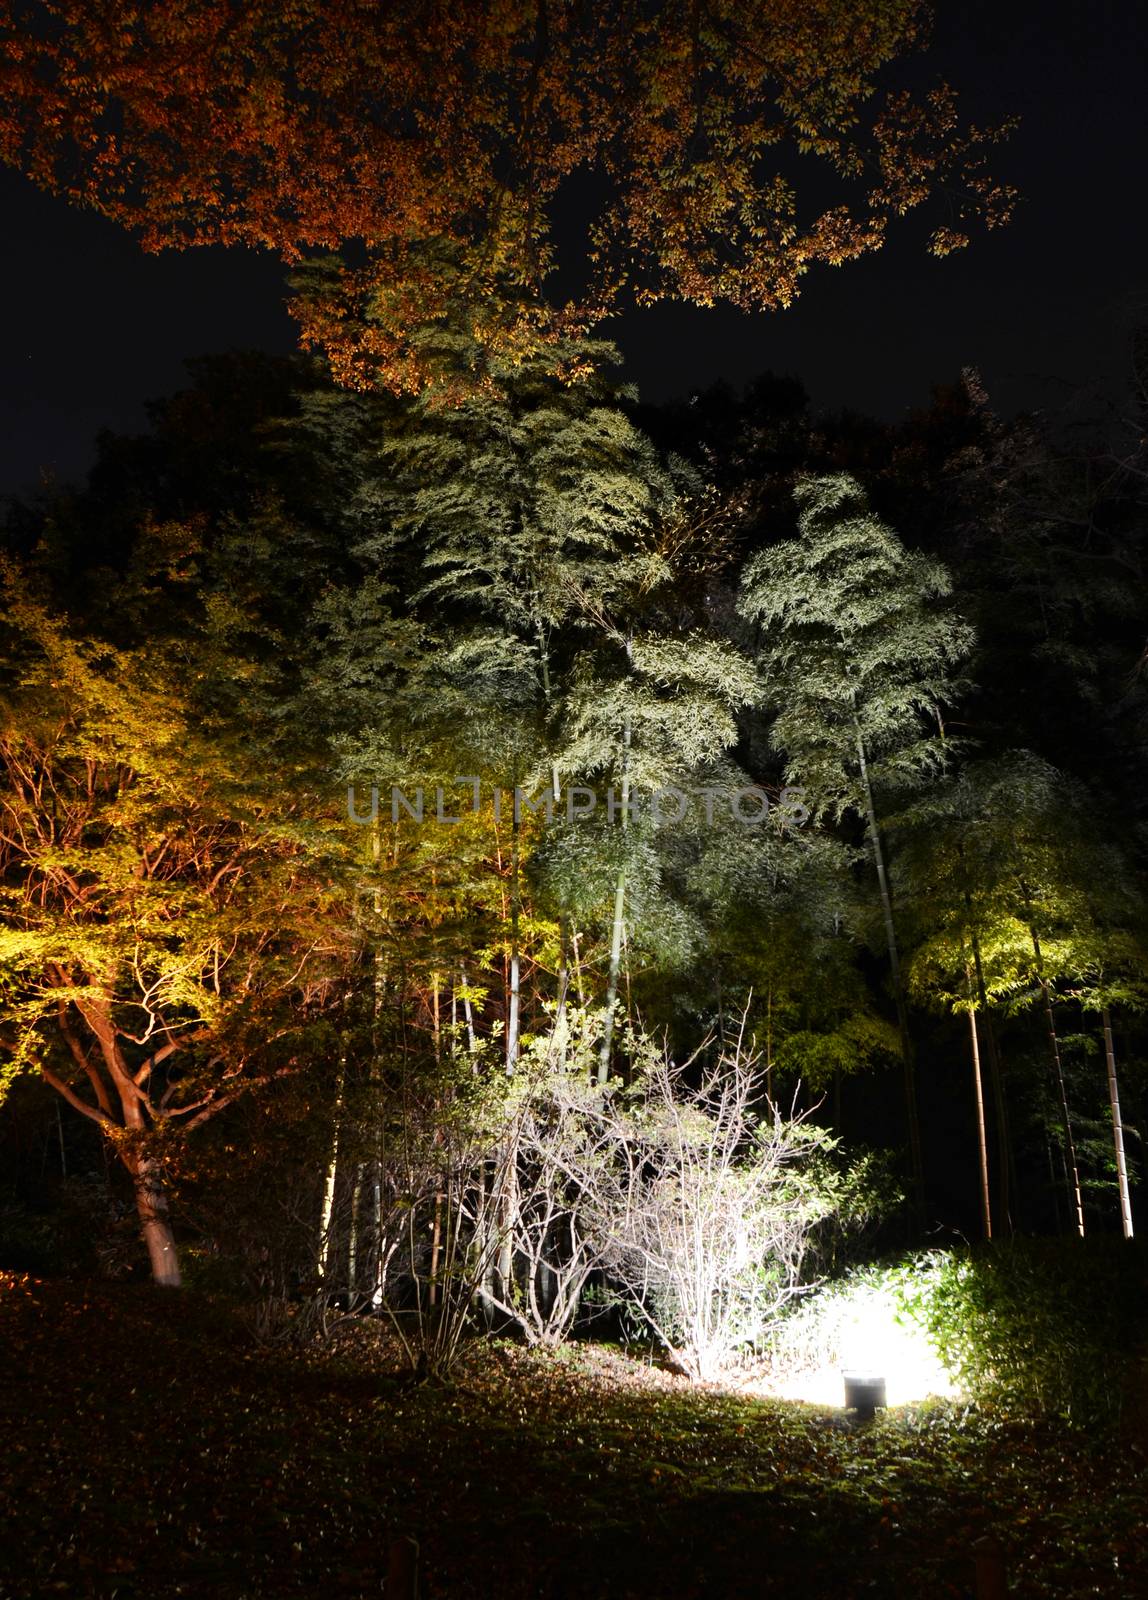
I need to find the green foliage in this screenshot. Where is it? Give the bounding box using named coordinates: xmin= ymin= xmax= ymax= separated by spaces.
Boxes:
xmin=4 ymin=344 xmax=1148 ymax=1299
xmin=903 ymin=752 xmax=1148 ymax=1018
xmin=897 ymin=1242 xmax=1148 ymax=1427
xmin=770 ymin=1239 xmax=1148 ymax=1429
xmin=738 ymin=472 xmax=973 ymax=820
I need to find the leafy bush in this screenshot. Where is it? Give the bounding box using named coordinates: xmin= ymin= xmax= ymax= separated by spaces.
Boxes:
xmin=901 ymin=1239 xmax=1148 ymax=1428
xmin=771 ymin=1240 xmax=1148 ymax=1427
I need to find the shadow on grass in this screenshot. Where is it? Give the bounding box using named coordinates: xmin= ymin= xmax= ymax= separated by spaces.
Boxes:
xmin=0 ymin=1275 xmax=1142 ymax=1599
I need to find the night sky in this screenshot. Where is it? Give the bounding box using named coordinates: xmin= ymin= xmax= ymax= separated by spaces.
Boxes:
xmin=1 ymin=0 xmax=1145 ymax=499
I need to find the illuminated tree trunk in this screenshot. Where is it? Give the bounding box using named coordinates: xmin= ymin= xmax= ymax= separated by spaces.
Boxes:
xmin=506 ymin=797 xmax=521 ymax=1076
xmin=48 ymin=994 xmax=185 ymax=1287
xmin=965 ymin=971 xmax=992 ymax=1241
xmin=370 ymin=1161 xmax=388 ymax=1312
xmin=496 ymin=807 xmax=522 ymax=1301
xmin=130 ymin=1151 xmax=182 ymax=1288
xmin=1102 ymin=1008 xmax=1134 ymax=1239
xmin=853 ymin=717 xmax=924 ymax=1220
xmin=555 ymin=917 xmax=570 ymax=1071
xmin=1018 ymin=894 xmax=1084 ymax=1236
xmin=571 ymin=926 xmax=587 ymax=1010
xmin=369 ymin=821 xmax=391 ymax=1308
xmin=429 ymin=1188 xmax=444 ymax=1310
xmin=458 ymin=965 xmax=477 ymax=1056
xmin=317 ymin=1060 xmax=345 ymax=1283
xmin=599 ymin=868 xmax=627 ymax=1084
xmin=967 ymin=921 xmax=1013 ymax=1235
xmin=348 ymin=1164 xmax=364 ymax=1301
xmin=1041 ymin=981 xmax=1085 ymax=1237
xmin=1038 ymin=971 xmax=1084 ymax=1236
xmin=599 ymin=644 xmax=633 ymax=1085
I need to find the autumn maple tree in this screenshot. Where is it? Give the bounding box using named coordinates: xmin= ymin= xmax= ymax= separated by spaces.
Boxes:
xmin=0 ymin=0 xmax=1015 ymax=392
xmin=0 ymin=546 xmax=354 ymax=1287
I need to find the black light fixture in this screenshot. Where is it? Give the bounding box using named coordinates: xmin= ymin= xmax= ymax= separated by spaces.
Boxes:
xmin=842 ymin=1370 xmax=887 ymax=1421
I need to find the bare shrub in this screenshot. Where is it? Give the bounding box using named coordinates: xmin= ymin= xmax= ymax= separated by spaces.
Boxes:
xmin=475 ymin=1068 xmax=617 ymax=1346
xmin=376 ymin=1055 xmax=511 ymax=1378
xmin=579 ymin=1033 xmax=848 ymax=1381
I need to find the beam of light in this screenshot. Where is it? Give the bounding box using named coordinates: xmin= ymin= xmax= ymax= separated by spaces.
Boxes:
xmin=760 ymin=1279 xmax=961 ymax=1408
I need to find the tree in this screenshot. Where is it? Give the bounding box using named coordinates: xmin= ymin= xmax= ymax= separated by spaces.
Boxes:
xmin=0 ymin=546 xmax=352 ymax=1286
xmin=304 ymin=331 xmax=765 ymax=1080
xmin=738 ymin=473 xmax=973 ymax=1217
xmin=474 ymin=1018 xmax=620 ymax=1347
xmin=903 ymin=753 xmax=1145 ymax=1240
xmin=1047 ymin=853 xmax=1145 ymax=1243
xmin=375 ymin=332 xmax=684 ymax=1074
xmin=0 ymin=1 xmax=1015 ymax=390
xmin=282 ymin=334 xmax=746 ymax=1317
xmin=553 ymin=627 xmax=762 ymax=1079
xmin=901 ymin=759 xmax=1042 ymax=1239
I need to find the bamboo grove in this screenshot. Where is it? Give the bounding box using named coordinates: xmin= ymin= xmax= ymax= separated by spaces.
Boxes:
xmin=2 ymin=334 xmax=1145 ymax=1371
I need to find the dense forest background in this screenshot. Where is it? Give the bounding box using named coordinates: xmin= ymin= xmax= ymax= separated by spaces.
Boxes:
xmin=2 ymin=8 xmax=1146 ymax=1595
xmin=3 ymin=326 xmax=1146 ymax=1316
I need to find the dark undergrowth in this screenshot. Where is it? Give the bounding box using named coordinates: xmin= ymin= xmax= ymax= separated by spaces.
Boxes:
xmin=0 ymin=1273 xmax=1144 ymax=1599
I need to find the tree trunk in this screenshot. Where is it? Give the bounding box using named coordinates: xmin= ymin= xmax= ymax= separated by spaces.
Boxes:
xmin=599 ymin=649 xmax=633 ymax=1084
xmin=555 ymin=916 xmax=570 ymax=1071
xmin=132 ymin=1152 xmax=182 ymax=1287
xmin=1102 ymin=1007 xmax=1134 ymax=1239
xmin=853 ymin=718 xmax=924 ymax=1220
xmin=459 ymin=965 xmax=477 ymax=1056
xmin=598 ymin=867 xmax=627 ymax=1085
xmin=429 ymin=1187 xmax=444 ymax=1309
xmin=507 ymin=800 xmax=521 ymax=1076
xmin=1041 ymin=977 xmax=1084 ymax=1236
xmin=495 ymin=1147 xmax=518 ymax=1312
xmin=968 ymin=924 xmax=1013 ymax=1235
xmin=571 ymin=925 xmax=587 ymax=1011
xmin=64 ymin=992 xmax=185 ymax=1287
xmin=496 ymin=800 xmax=523 ymax=1299
xmin=348 ymin=1163 xmax=363 ymax=1301
xmin=965 ymin=978 xmax=992 ymax=1241
xmin=1021 ymin=906 xmax=1084 ymax=1236
xmin=540 ymin=620 xmax=569 ymax=1072
xmin=317 ymin=1060 xmax=346 ymax=1282
xmin=371 ymin=1160 xmax=387 ymax=1312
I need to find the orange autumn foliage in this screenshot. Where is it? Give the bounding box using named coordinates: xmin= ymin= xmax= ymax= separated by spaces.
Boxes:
xmin=0 ymin=1 xmax=1015 ymax=391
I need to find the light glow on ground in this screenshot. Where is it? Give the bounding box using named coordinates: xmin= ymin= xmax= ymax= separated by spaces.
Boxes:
xmin=759 ymin=1281 xmax=962 ymax=1408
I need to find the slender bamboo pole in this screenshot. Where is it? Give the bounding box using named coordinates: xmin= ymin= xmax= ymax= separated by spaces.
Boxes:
xmin=966 ymin=974 xmax=992 ymax=1241
xmin=1040 ymin=976 xmax=1084 ymax=1236
xmin=968 ymin=925 xmax=1013 ymax=1235
xmin=854 ymin=716 xmax=924 ymax=1220
xmin=1102 ymin=1008 xmax=1134 ymax=1239
xmin=599 ymin=639 xmax=634 ymax=1084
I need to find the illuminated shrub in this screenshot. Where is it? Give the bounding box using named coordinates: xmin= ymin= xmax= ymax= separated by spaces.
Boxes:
xmin=770 ymin=1242 xmax=1148 ymax=1426
xmin=907 ymin=1239 xmax=1148 ymax=1428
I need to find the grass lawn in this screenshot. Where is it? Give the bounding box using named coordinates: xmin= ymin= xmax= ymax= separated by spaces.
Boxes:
xmin=0 ymin=1271 xmax=1144 ymax=1598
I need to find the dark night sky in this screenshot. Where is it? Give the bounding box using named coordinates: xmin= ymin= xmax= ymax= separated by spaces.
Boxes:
xmin=1 ymin=0 xmax=1145 ymax=499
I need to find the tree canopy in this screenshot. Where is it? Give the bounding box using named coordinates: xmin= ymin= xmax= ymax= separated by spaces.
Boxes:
xmin=0 ymin=0 xmax=1015 ymax=390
